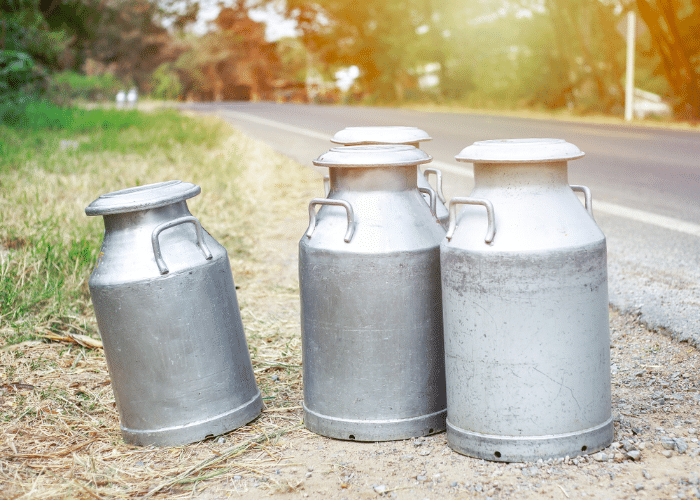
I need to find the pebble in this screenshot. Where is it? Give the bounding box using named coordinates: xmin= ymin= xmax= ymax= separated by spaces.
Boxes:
xmin=233 ymin=475 xmax=242 ymax=480
xmin=635 ymin=484 xmax=645 ymax=491
xmin=450 ymin=481 xmax=458 ymax=487
xmin=374 ymin=485 xmax=387 ymax=494
xmin=593 ymin=452 xmax=607 ymax=462
xmin=643 ymin=470 xmax=652 ymax=480
xmin=662 ymin=437 xmax=676 ymax=450
xmin=662 ymin=450 xmax=673 ymax=458
xmin=416 ymin=475 xmax=427 ymax=482
xmin=674 ymin=438 xmax=689 ymax=454
xmin=627 ymin=450 xmax=642 ymax=460
xmin=401 ymin=454 xmax=414 ymax=461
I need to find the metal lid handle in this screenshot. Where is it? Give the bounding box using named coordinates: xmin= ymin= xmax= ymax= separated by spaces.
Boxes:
xmin=570 ymin=185 xmax=593 ymax=216
xmin=151 ymin=216 xmax=213 ymax=275
xmin=446 ymin=197 xmax=496 ymax=244
xmin=306 ymin=198 xmax=355 ymax=243
xmin=423 ymin=168 xmax=446 ymax=204
xmin=418 ymin=187 xmax=437 ymax=219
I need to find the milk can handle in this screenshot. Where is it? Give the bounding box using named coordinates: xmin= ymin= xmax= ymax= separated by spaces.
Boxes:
xmin=446 ymin=197 xmax=496 ymax=244
xmin=306 ymin=198 xmax=355 ymax=243
xmin=323 ymin=175 xmax=330 ymax=197
xmin=418 ymin=187 xmax=437 ymax=218
xmin=151 ymin=216 xmax=213 ymax=275
xmin=570 ymin=185 xmax=593 ymax=216
xmin=423 ymin=168 xmax=446 ymax=203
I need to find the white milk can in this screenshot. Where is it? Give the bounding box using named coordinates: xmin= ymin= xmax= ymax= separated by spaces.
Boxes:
xmin=86 ymin=181 xmax=262 ymax=446
xmin=442 ymin=139 xmax=612 ymax=462
xmin=300 ymin=145 xmax=446 ymax=441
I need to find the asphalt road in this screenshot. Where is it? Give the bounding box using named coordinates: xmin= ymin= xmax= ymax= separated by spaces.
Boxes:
xmin=184 ymin=102 xmax=700 ymax=346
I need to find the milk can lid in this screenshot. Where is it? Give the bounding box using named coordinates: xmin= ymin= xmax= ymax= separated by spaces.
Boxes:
xmin=313 ymin=145 xmax=432 ymax=168
xmin=455 ymin=138 xmax=585 ymax=163
xmin=85 ymin=180 xmax=201 ymax=216
xmin=331 ymin=126 xmax=432 ymax=145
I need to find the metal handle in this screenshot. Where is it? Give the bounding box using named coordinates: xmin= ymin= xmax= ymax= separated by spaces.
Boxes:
xmin=306 ymin=198 xmax=355 ymax=243
xmin=570 ymin=185 xmax=593 ymax=215
xmin=418 ymin=187 xmax=437 ymax=218
xmin=446 ymin=197 xmax=496 ymax=244
xmin=151 ymin=216 xmax=213 ymax=275
xmin=323 ymin=175 xmax=330 ymax=197
xmin=423 ymin=168 xmax=446 ymax=203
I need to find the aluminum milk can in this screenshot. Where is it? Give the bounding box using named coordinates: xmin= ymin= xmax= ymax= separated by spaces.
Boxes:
xmin=300 ymin=145 xmax=446 ymax=441
xmin=442 ymin=139 xmax=612 ymax=462
xmin=86 ymin=181 xmax=262 ymax=446
xmin=331 ymin=126 xmax=449 ymax=228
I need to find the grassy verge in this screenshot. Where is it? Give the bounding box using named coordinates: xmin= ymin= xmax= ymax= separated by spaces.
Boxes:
xmin=0 ymin=102 xmax=314 ymax=498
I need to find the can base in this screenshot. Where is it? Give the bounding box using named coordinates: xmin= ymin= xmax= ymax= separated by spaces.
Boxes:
xmin=304 ymin=404 xmax=446 ymax=442
xmin=447 ymin=417 xmax=614 ymax=462
xmin=121 ymin=391 xmax=263 ymax=447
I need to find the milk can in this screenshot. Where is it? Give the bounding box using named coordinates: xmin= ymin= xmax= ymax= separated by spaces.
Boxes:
xmin=86 ymin=181 xmax=262 ymax=446
xmin=442 ymin=139 xmax=612 ymax=462
xmin=300 ymin=145 xmax=446 ymax=441
xmin=330 ymin=126 xmax=449 ymax=228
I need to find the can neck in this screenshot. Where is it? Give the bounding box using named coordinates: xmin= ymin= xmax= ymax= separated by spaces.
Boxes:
xmin=102 ymin=201 xmax=191 ymax=232
xmin=473 ymin=161 xmax=570 ymax=189
xmin=329 ymin=165 xmax=418 ymax=192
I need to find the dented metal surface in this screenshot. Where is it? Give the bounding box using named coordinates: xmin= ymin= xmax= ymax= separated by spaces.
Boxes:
xmin=299 ymin=145 xmax=446 ymax=441
xmin=442 ymin=139 xmax=613 ymax=462
xmin=86 ymin=181 xmax=261 ymax=447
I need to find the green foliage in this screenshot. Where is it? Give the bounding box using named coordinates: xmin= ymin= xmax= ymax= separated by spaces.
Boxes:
xmin=50 ymin=71 xmax=123 ymax=102
xmin=151 ymin=63 xmax=183 ymax=100
xmin=0 ymin=50 xmax=43 ymax=104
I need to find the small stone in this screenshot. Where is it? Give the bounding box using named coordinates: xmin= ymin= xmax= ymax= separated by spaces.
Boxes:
xmin=635 ymin=484 xmax=645 ymax=491
xmin=217 ymin=437 xmax=225 ymax=444
xmin=450 ymin=481 xmax=458 ymax=487
xmin=374 ymin=485 xmax=387 ymax=494
xmin=401 ymin=454 xmax=414 ymax=461
xmin=643 ymin=470 xmax=651 ymax=480
xmin=135 ymin=461 xmax=144 ymax=467
xmin=674 ymin=438 xmax=689 ymax=454
xmin=662 ymin=450 xmax=673 ymax=458
xmin=593 ymin=452 xmax=606 ymax=462
xmin=234 ymin=475 xmax=242 ymax=480
xmin=271 ymin=374 xmax=280 ymax=382
xmin=416 ymin=475 xmax=427 ymax=482
xmin=661 ymin=437 xmax=676 ymax=450
xmin=627 ymin=450 xmax=642 ymax=461
xmin=418 ymin=449 xmax=431 ymax=456
xmin=305 ymin=472 xmax=312 ymax=478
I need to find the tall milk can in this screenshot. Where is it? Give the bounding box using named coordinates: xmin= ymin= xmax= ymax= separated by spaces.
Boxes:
xmin=300 ymin=145 xmax=446 ymax=441
xmin=86 ymin=181 xmax=262 ymax=446
xmin=330 ymin=126 xmax=449 ymax=228
xmin=442 ymin=139 xmax=612 ymax=462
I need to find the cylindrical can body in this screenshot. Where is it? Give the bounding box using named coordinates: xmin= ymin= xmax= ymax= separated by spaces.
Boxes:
xmin=86 ymin=182 xmax=261 ymax=446
xmin=443 ymin=139 xmax=612 ymax=462
xmin=300 ymin=145 xmax=446 ymax=441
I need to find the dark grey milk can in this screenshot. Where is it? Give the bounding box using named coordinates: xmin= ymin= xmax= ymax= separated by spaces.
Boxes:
xmin=86 ymin=181 xmax=262 ymax=446
xmin=442 ymin=139 xmax=612 ymax=462
xmin=330 ymin=126 xmax=449 ymax=228
xmin=299 ymin=145 xmax=446 ymax=441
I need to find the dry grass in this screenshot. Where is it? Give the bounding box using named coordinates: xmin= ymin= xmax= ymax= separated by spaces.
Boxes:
xmin=0 ymin=114 xmax=325 ymax=499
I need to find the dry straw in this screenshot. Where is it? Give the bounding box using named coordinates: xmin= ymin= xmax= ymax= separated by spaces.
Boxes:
xmin=0 ymin=115 xmax=324 ymax=498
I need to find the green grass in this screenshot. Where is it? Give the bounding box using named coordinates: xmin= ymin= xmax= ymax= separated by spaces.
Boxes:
xmin=0 ymin=102 xmax=237 ymax=345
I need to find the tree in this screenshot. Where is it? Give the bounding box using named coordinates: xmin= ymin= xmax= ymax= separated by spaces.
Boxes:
xmin=634 ymin=0 xmax=700 ymax=119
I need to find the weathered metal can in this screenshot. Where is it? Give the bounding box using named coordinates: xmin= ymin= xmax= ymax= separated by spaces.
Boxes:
xmin=86 ymin=181 xmax=262 ymax=446
xmin=442 ymin=138 xmax=612 ymax=462
xmin=330 ymin=126 xmax=449 ymax=228
xmin=300 ymin=145 xmax=446 ymax=441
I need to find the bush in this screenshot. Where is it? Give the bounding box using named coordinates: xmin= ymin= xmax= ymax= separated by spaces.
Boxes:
xmin=49 ymin=70 xmax=123 ymax=103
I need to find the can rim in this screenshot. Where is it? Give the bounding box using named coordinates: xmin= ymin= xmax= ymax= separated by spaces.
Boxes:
xmin=455 ymin=138 xmax=585 ymax=164
xmin=85 ymin=180 xmax=201 ymax=216
xmin=331 ymin=126 xmax=432 ymax=145
xmin=313 ymin=144 xmax=432 ymax=168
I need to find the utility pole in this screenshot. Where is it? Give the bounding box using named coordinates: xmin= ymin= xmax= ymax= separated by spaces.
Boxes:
xmin=624 ymin=11 xmax=636 ymax=121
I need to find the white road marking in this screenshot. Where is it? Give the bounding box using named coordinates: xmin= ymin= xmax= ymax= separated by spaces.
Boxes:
xmin=223 ymin=110 xmax=700 ymax=238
